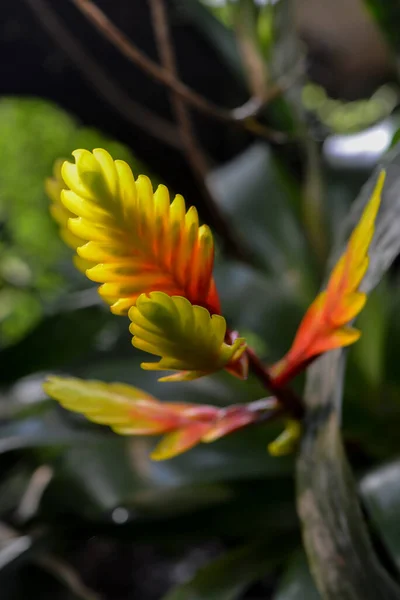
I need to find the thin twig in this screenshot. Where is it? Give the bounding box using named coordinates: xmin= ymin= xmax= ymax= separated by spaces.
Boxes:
xmin=70 ymin=0 xmax=290 ymax=143
xmin=148 ymin=0 xmax=254 ymax=264
xmin=25 ymin=0 xmax=181 ymax=148
xmin=147 ymin=0 xmax=210 ymax=175
xmin=37 ymin=554 xmax=102 ymax=600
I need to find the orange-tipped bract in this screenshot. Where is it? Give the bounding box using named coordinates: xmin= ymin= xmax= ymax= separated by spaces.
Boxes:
xmin=44 ymin=376 xmax=271 ymax=460
xmin=271 ymin=170 xmax=385 ymax=385
xmin=53 ymin=149 xmax=220 ymax=316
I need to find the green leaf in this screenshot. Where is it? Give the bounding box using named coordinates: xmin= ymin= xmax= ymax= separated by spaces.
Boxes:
xmin=274 ymin=551 xmax=320 ymax=600
xmin=172 ymin=0 xmax=246 ymax=86
xmin=0 ymin=411 xmax=102 ymax=455
xmin=38 ymin=423 xmax=293 ymax=519
xmin=296 ymin=150 xmax=400 ymax=598
xmin=0 ymin=303 xmax=114 ymax=385
xmin=360 ymin=459 xmax=400 ymax=569
xmin=363 ymin=1 xmax=400 ymax=56
xmin=209 ymin=143 xmax=315 ymax=296
xmin=215 ymin=260 xmax=305 ymax=360
xmin=163 ymin=537 xmax=294 ymax=600
xmin=0 ymin=97 xmax=148 ymax=346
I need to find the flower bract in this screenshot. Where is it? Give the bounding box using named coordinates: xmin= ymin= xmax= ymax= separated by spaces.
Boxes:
xmin=129 ymin=291 xmax=247 ymax=381
xmin=44 ymin=376 xmax=267 ymax=460
xmin=52 ymin=148 xmax=220 ymax=316
xmin=270 ymin=170 xmax=385 ymax=385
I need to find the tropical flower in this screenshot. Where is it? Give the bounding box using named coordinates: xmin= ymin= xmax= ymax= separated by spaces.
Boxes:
xmin=51 ymin=148 xmax=220 ymax=316
xmin=129 ymin=291 xmax=247 ymax=381
xmin=44 ymin=376 xmax=275 ymax=460
xmin=270 ymin=170 xmax=385 ymax=385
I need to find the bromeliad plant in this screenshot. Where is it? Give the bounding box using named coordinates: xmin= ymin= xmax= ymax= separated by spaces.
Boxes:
xmin=43 ymin=148 xmax=385 ymax=460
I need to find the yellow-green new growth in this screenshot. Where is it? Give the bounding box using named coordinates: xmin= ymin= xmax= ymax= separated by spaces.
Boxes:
xmin=129 ymin=292 xmax=247 ymax=381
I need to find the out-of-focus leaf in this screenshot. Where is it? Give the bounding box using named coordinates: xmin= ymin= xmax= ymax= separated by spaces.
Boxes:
xmin=0 ymin=534 xmax=71 ymax=600
xmin=215 ymin=261 xmax=304 ymax=361
xmin=0 ymin=464 xmax=38 ymax=518
xmin=383 ymin=278 xmax=400 ymax=386
xmin=363 ymin=1 xmax=400 ymax=56
xmin=350 ymin=283 xmax=388 ymax=391
xmin=0 ymin=97 xmax=147 ymax=345
xmin=39 ymin=421 xmax=293 ymax=520
xmin=0 ymin=98 xmax=141 ymax=268
xmin=273 ymin=551 xmax=320 ymax=600
xmin=114 ymin=477 xmax=297 ymax=543
xmin=34 ymin=554 xmax=101 ymax=600
xmin=360 ymin=459 xmax=400 ymax=569
xmin=172 ymin=0 xmax=246 ymax=86
xmin=0 ymin=411 xmax=102 ymax=455
xmin=163 ymin=536 xmax=294 ymax=600
xmin=0 ymin=304 xmax=114 ymax=385
xmin=297 ymin=150 xmax=400 ymax=598
xmin=0 ymin=525 xmax=33 ymax=569
xmin=209 ymin=143 xmax=316 ymax=299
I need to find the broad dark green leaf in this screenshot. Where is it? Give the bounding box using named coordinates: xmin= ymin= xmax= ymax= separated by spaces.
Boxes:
xmin=0 ymin=97 xmax=145 ymax=346
xmin=273 ymin=551 xmax=320 ymax=600
xmin=163 ymin=536 xmax=295 ymax=600
xmin=363 ymin=1 xmax=400 ymax=56
xmin=0 ymin=411 xmax=102 ymax=455
xmin=38 ymin=422 xmax=293 ymax=519
xmin=296 ymin=150 xmax=400 ymax=598
xmin=114 ymin=478 xmax=297 ymax=543
xmin=0 ymin=528 xmax=79 ymax=600
xmin=0 ymin=304 xmax=114 ymax=385
xmin=360 ymin=459 xmax=400 ymax=569
xmin=215 ymin=260 xmax=306 ymax=360
xmin=209 ymin=143 xmax=315 ymax=295
xmin=172 ymin=0 xmax=246 ymax=86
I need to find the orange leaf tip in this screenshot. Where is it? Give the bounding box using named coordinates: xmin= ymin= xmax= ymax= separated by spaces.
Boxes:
xmin=43 ymin=376 xmax=275 ymax=460
xmin=271 ymin=169 xmax=386 ymax=385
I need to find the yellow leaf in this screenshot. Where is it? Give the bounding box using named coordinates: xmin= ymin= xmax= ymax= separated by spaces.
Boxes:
xmin=268 ymin=420 xmax=302 ymax=456
xmin=129 ymin=291 xmax=247 ymax=380
xmin=43 ymin=376 xmax=185 ymax=435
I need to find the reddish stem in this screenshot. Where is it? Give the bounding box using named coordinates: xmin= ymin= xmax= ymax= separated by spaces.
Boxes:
xmin=246 ymin=346 xmax=304 ymax=419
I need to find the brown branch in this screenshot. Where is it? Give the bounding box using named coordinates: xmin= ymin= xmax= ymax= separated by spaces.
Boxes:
xmin=147 ymin=0 xmax=254 ymax=264
xmin=25 ymin=0 xmax=181 ymax=148
xmin=147 ymin=0 xmax=210 ymax=176
xmin=70 ymin=0 xmax=291 ymax=143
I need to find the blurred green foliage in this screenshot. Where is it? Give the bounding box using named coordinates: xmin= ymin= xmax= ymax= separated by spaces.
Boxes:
xmin=0 ymin=97 xmax=145 ymax=346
